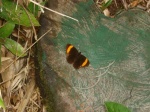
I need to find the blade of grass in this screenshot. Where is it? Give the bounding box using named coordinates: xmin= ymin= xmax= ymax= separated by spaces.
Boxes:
xmin=101 ymin=0 xmax=113 ymax=11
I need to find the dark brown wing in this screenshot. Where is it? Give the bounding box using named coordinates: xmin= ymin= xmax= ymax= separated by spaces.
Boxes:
xmin=66 ymin=44 xmax=79 ymax=64
xmin=73 ymin=54 xmax=90 ymax=69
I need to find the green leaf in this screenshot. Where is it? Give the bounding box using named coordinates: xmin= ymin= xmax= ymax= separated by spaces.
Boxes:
xmin=28 ymin=1 xmax=46 ymax=17
xmin=105 ymin=102 xmax=131 ymax=112
xmin=0 ymin=0 xmax=40 ymax=27
xmin=28 ymin=2 xmax=39 ymax=17
xmin=101 ymin=0 xmax=113 ymax=11
xmin=0 ymin=22 xmax=15 ymax=38
xmin=0 ymin=98 xmax=5 ymax=109
xmin=3 ymin=38 xmax=27 ymax=57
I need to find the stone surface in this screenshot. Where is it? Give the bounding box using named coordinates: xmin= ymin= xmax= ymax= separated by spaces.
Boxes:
xmin=36 ymin=0 xmax=150 ymax=111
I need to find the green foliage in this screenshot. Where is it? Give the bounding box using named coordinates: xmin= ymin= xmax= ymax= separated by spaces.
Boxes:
xmin=0 ymin=97 xmax=5 ymax=110
xmin=0 ymin=0 xmax=40 ymax=27
xmin=28 ymin=2 xmax=39 ymax=17
xmin=101 ymin=0 xmax=113 ymax=11
xmin=0 ymin=22 xmax=15 ymax=38
xmin=3 ymin=38 xmax=27 ymax=57
xmin=0 ymin=22 xmax=27 ymax=57
xmin=0 ymin=0 xmax=41 ymax=57
xmin=28 ymin=1 xmax=46 ymax=17
xmin=105 ymin=102 xmax=131 ymax=112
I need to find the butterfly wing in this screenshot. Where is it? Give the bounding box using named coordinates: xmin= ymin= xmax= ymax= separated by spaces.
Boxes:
xmin=73 ymin=54 xmax=90 ymax=69
xmin=66 ymin=44 xmax=79 ymax=64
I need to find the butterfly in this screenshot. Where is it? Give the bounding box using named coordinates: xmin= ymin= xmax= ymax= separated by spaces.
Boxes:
xmin=66 ymin=44 xmax=90 ymax=69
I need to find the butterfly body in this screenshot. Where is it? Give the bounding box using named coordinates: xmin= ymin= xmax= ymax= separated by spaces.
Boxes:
xmin=66 ymin=44 xmax=90 ymax=69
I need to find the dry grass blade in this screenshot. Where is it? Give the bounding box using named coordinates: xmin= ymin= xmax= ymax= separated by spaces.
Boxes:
xmin=0 ymin=28 xmax=51 ymax=111
xmin=29 ymin=0 xmax=79 ymax=22
xmin=10 ymin=66 xmax=28 ymax=92
xmin=0 ymin=1 xmax=48 ymax=111
xmin=0 ymin=29 xmax=52 ymax=74
xmin=17 ymin=78 xmax=35 ymax=112
xmin=121 ymin=0 xmax=128 ymax=9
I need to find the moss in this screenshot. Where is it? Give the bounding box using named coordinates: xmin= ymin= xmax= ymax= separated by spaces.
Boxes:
xmin=34 ymin=42 xmax=55 ymax=112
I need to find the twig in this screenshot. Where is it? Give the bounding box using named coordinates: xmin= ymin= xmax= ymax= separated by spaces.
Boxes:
xmin=29 ymin=0 xmax=79 ymax=22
